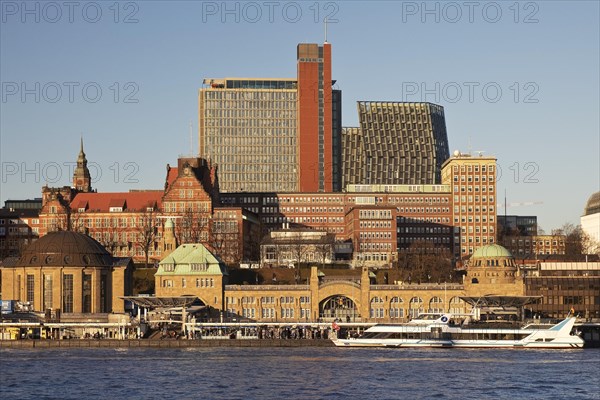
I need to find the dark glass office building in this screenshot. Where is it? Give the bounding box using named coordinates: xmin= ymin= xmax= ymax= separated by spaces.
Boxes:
xmin=342 ymin=102 xmax=449 ymax=187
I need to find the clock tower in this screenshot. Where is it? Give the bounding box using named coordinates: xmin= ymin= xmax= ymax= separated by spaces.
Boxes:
xmin=73 ymin=137 xmax=92 ymax=192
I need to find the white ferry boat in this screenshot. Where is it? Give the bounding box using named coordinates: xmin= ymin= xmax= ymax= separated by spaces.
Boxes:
xmin=332 ymin=314 xmax=584 ymax=349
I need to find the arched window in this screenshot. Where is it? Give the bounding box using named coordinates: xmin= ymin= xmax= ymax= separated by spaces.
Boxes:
xmin=428 ymin=297 xmax=444 ymax=313
xmin=389 ymin=297 xmax=404 ymax=319
xmin=448 ymin=296 xmax=466 ymax=315
xmin=370 ymin=297 xmax=385 ymax=319
xmin=409 ymin=297 xmax=424 ymax=318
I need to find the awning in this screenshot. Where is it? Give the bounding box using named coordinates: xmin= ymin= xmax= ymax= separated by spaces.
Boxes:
xmin=121 ymin=296 xmax=200 ymax=309
xmin=459 ymin=295 xmax=542 ymax=308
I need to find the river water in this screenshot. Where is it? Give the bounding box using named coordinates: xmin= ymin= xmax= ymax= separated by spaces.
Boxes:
xmin=1 ymin=347 xmax=598 ymax=399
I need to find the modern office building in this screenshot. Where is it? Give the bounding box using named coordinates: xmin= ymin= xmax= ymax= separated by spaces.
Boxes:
xmin=501 ymin=234 xmax=566 ymax=257
xmin=525 ymin=262 xmax=600 ymax=319
xmin=341 ymin=127 xmax=364 ymax=185
xmin=441 ymin=151 xmax=498 ymax=258
xmin=342 ymin=102 xmax=449 ymax=187
xmin=198 ymin=43 xmax=341 ymax=193
xmin=220 ymin=183 xmax=455 ymax=267
xmin=498 ymin=215 xmax=538 ymax=236
xmin=220 ymin=151 xmax=495 ymax=263
xmin=0 ymin=199 xmax=41 ymax=259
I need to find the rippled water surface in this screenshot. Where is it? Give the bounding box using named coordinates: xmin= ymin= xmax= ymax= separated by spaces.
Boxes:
xmin=1 ymin=347 xmax=599 ymax=399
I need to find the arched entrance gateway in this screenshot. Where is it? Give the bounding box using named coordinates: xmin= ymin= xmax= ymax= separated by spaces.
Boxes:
xmin=320 ymin=295 xmax=358 ymax=321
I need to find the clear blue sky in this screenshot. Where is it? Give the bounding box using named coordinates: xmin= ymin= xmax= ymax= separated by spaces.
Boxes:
xmin=1 ymin=1 xmax=598 ymax=232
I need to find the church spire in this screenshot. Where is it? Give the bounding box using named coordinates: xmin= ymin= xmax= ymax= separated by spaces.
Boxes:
xmin=73 ymin=137 xmax=92 ymax=192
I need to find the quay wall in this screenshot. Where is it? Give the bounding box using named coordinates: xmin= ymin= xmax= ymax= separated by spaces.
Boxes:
xmin=0 ymin=339 xmax=335 ymax=349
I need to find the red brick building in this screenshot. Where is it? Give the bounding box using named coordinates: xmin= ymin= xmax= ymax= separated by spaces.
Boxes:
xmin=37 ymin=144 xmax=255 ymax=266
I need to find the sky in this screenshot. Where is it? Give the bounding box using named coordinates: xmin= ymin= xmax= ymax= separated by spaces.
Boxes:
xmin=1 ymin=0 xmax=598 ymax=232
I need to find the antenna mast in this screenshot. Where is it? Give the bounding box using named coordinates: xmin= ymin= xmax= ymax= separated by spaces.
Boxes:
xmin=324 ymin=17 xmax=328 ymax=43
xmin=504 ymin=189 xmax=507 ymax=237
xmin=467 ymin=136 xmax=472 ymax=155
xmin=189 ymin=120 xmax=193 ymax=156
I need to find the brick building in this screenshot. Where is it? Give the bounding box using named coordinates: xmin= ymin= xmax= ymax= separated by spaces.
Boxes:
xmin=0 ymin=201 xmax=40 ymax=259
xmin=36 ymin=143 xmax=256 ymax=266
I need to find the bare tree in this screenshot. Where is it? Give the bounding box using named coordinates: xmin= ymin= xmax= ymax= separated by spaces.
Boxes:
xmin=69 ymin=211 xmax=86 ymax=233
xmin=558 ymin=223 xmax=593 ymax=257
xmin=400 ymin=240 xmax=455 ymax=284
xmin=210 ymin=219 xmax=241 ymax=266
xmin=176 ymin=208 xmax=210 ymax=244
xmin=45 ymin=208 xmax=70 ymax=232
xmin=136 ymin=208 xmax=158 ymax=268
xmin=98 ymin=218 xmax=121 ymax=256
xmin=287 ymin=232 xmax=312 ymax=283
xmin=314 ymin=234 xmax=335 ymax=268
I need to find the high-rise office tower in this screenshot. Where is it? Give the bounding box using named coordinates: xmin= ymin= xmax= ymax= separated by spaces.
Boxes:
xmin=198 ymin=43 xmax=340 ymax=193
xmin=441 ymin=151 xmax=498 ymax=258
xmin=342 ymin=102 xmax=449 ymax=187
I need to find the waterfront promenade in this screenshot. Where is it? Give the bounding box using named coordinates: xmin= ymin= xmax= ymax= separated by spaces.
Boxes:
xmin=0 ymin=338 xmax=335 ymax=349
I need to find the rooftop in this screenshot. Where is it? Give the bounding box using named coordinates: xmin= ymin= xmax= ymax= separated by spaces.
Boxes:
xmin=15 ymin=231 xmax=113 ymax=268
xmin=471 ymin=244 xmax=514 ymax=259
xmin=70 ymin=191 xmax=163 ymax=213
xmin=156 ymin=243 xmax=227 ymax=276
xmin=584 ymin=192 xmax=600 ymax=215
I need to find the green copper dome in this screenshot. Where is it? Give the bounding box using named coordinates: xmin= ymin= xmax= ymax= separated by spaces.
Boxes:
xmin=471 ymin=244 xmax=513 ymax=259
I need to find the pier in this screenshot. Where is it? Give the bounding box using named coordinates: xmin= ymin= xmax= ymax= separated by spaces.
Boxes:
xmin=0 ymin=338 xmax=335 ymax=349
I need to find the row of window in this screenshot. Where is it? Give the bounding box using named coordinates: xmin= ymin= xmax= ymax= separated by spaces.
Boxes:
xmin=398 ymin=237 xmax=450 ymax=244
xmin=225 ymin=296 xmax=310 ymax=305
xmin=455 ymin=186 xmax=496 ymax=197
xmin=354 ymin=253 xmax=390 ymax=262
xmin=397 ymin=217 xmax=452 ymax=225
xmin=205 ymin=94 xmax=296 ymax=105
xmin=454 ymin=174 xmax=495 ymax=182
xmin=161 ymin=278 xmax=215 ymax=288
xmin=359 ymin=232 xmax=393 ymax=240
xmin=0 ymin=219 xmax=25 ymax=225
xmin=452 ymin=164 xmax=495 ymax=173
xmin=461 ymin=236 xmax=496 ymax=244
xmin=359 ymin=243 xmax=393 ymax=251
xmin=279 ymin=206 xmax=345 ymax=214
xmin=358 ymin=210 xmax=393 ymax=220
xmin=360 ymin=221 xmax=393 ymax=229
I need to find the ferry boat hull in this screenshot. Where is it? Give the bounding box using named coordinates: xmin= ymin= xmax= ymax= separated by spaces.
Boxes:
xmin=332 ymin=315 xmax=585 ymax=349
